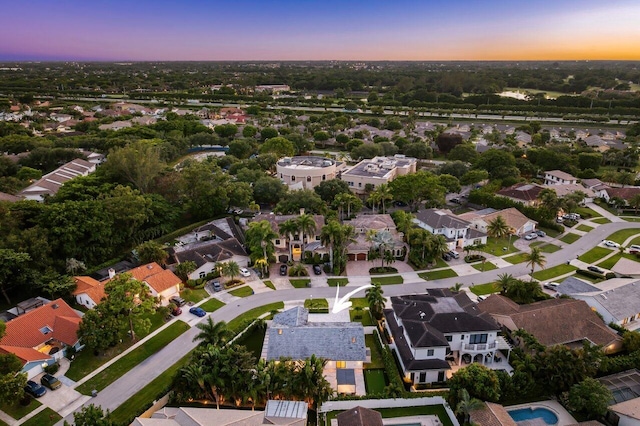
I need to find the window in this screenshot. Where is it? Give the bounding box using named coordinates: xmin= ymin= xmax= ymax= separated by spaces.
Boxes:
xmin=427 ymin=349 xmax=434 ymax=356
xmin=307 ymin=176 xmax=311 ymax=182
xmin=336 ymin=361 xmax=346 ymax=369
xmin=199 ymin=271 xmax=205 ymax=278
xmin=39 ymin=326 xmax=52 ymax=335
xmin=280 ymin=174 xmax=283 ymax=178
xmin=469 ymin=334 xmax=488 ymax=344
xmin=291 ymin=176 xmax=295 ymax=181
xmin=445 ymin=335 xmax=452 ymax=342
xmin=278 ymin=329 xmax=283 ymax=335
xmin=474 ymin=239 xmax=482 ymax=245
xmin=275 ymin=239 xmax=281 ymax=245
xmin=322 ymin=175 xmax=326 ymax=181
xmin=358 ymin=182 xmax=362 ymax=187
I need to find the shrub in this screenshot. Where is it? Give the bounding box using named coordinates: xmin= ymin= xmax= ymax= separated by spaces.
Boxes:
xmin=44 ymin=363 xmax=59 ymax=375
xmin=576 ymin=269 xmax=605 ymax=280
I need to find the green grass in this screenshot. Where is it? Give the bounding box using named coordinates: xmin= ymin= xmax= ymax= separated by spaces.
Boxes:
xmin=227 ymin=302 xmax=284 ymax=333
xmin=327 ymin=278 xmax=348 ymax=287
xmin=76 ymin=320 xmax=190 ymax=395
xmin=477 ymin=237 xmax=519 ymax=255
xmin=419 ymin=269 xmax=458 ymax=280
xmin=623 ymin=217 xmax=640 ymax=223
xmin=325 ymin=405 xmax=453 ymax=426
xmin=597 ymin=252 xmax=640 ymax=270
xmin=263 ymin=280 xmax=275 ymax=290
xmin=503 ymin=253 xmax=529 ymax=264
xmin=607 ymin=229 xmax=640 ymax=244
xmin=576 ymin=224 xmax=594 ymax=232
xmin=66 ymin=311 xmax=166 ymax=381
xmin=579 ymin=246 xmax=614 ymax=264
xmin=0 ymin=399 xmax=41 ymax=420
xmin=289 ymin=278 xmax=310 ymax=288
xmin=364 ymin=334 xmax=384 ymax=369
xmin=560 ymin=233 xmax=581 ymax=244
xmin=591 ymin=217 xmax=611 ymax=224
xmin=628 ymin=236 xmax=640 ymax=246
xmin=432 ymin=257 xmax=449 ymax=269
xmin=199 ymin=298 xmax=225 ymax=312
xmin=350 ymin=298 xmax=370 ymax=309
xmin=235 ymin=324 xmax=266 ymax=360
xmin=305 ymin=298 xmax=329 ymax=311
xmin=539 ymin=226 xmax=562 ymax=238
xmin=180 ymin=288 xmax=209 ymax=304
xmin=229 ymin=286 xmax=254 ymax=297
xmin=530 ymin=242 xmax=561 ymax=253
xmin=575 ymin=206 xmax=600 ymax=219
xmin=350 ymin=307 xmax=375 ymax=326
xmin=371 ymin=275 xmax=404 ymax=285
xmin=109 ymin=352 xmax=192 ymax=425
xmin=364 ymin=369 xmax=387 ymax=394
xmin=470 ymin=282 xmax=498 ymax=296
xmin=472 ymin=262 xmax=497 ymax=271
xmin=532 ymin=264 xmax=578 ymax=281
xmin=20 ymin=408 xmax=61 ymax=426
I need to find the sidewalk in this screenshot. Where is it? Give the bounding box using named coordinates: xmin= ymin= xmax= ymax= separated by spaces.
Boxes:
xmin=586 ymin=202 xmax=625 ymax=223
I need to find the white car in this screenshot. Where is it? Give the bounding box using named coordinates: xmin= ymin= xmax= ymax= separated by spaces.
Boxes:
xmin=543 ymin=282 xmax=560 ymax=290
xmin=524 ymin=233 xmax=538 ymax=241
xmin=239 ymin=267 xmax=251 ymax=277
xmin=603 ymin=240 xmax=620 ymax=248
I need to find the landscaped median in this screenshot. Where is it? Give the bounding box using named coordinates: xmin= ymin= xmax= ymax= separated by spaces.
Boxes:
xmin=607 ymin=228 xmax=640 ymax=244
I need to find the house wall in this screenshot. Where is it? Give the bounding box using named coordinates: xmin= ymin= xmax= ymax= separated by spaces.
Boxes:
xmin=23 ymin=358 xmax=55 ymax=379
xmin=616 ymin=412 xmax=640 ymax=426
xmin=574 ymin=295 xmax=640 ymax=330
xmin=277 ymin=164 xmax=337 ymax=190
xmin=75 ymin=293 xmax=98 ymax=309
xmin=156 ymin=285 xmax=181 ymax=306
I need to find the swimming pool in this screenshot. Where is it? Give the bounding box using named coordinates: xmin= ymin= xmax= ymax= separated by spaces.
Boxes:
xmin=508 ymin=407 xmax=558 ymax=424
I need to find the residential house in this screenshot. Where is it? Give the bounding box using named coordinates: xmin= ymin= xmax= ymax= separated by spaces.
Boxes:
xmin=598 ymin=370 xmax=640 ymax=426
xmin=478 ymin=295 xmax=622 ymax=353
xmin=336 ymin=406 xmax=383 ymax=426
xmin=384 ymin=290 xmax=505 ymax=385
xmin=582 ymin=178 xmax=611 ymax=194
xmin=584 ymin=135 xmax=609 ymax=151
xmin=0 ymin=191 xmax=21 ymax=202
xmin=470 ymin=402 xmax=518 ymax=426
xmin=128 ymin=262 xmax=182 ymax=305
xmin=611 ymin=258 xmax=640 ymax=278
xmin=276 ymin=156 xmax=344 ymax=190
xmin=413 ymin=209 xmax=487 ymax=251
xmin=73 ymin=276 xmax=106 ymax=309
xmin=344 ymin=214 xmax=406 ymax=261
xmin=132 ymin=400 xmax=307 ymax=426
xmin=549 ymin=184 xmax=596 ymax=203
xmin=496 ymin=183 xmax=545 ymax=207
xmin=558 ymin=277 xmax=640 ymax=331
xmin=0 ymin=299 xmax=83 ymax=378
xmin=515 ymin=131 xmax=532 ymax=147
xmin=262 ymin=307 xmax=367 ymax=395
xmin=575 ymin=129 xmax=589 ymax=140
xmin=544 ymin=170 xmax=578 ymax=186
xmin=98 ymin=120 xmax=132 ymax=131
xmin=19 ymin=158 xmax=96 ymax=201
xmin=340 ymin=155 xmax=417 ymax=195
xmin=252 ymin=212 xmax=324 ymax=263
xmin=599 ymin=187 xmax=640 ymax=205
xmin=255 ymin=84 xmax=291 ymax=94
xmin=458 ymin=208 xmax=537 ymax=237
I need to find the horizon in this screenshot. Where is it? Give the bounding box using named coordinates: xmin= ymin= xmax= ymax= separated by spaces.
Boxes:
xmin=1 ymin=0 xmax=640 ymax=61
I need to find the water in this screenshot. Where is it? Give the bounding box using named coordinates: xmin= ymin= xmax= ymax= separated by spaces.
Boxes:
xmin=508 ymin=407 xmax=558 ymax=425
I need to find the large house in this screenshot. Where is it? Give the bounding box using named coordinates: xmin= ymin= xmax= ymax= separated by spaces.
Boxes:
xmin=478 ymin=295 xmax=622 ymax=353
xmin=0 ymin=299 xmax=83 ymax=378
xmin=262 ymin=307 xmax=367 ymax=395
xmin=544 ymin=170 xmax=578 ymax=186
xmin=384 ymin=290 xmax=504 ymax=385
xmin=496 ymin=183 xmax=545 ymax=207
xmin=599 ymin=187 xmax=640 ymax=205
xmin=340 ymin=155 xmax=417 ymax=195
xmin=413 ymin=209 xmax=487 ymax=251
xmin=252 ymin=212 xmax=324 ymax=263
xmin=459 ymin=207 xmax=537 ymax=237
xmin=598 ymin=369 xmax=640 ymax=426
xmin=19 ymin=158 xmax=96 ymax=201
xmin=276 ymin=156 xmax=344 ymax=190
xmin=344 ymin=214 xmax=406 ymax=261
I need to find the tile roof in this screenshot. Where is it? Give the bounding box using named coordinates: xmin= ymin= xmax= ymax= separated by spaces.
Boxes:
xmin=0 ymin=345 xmax=51 ymax=363
xmin=172 ymin=238 xmax=247 ymax=268
xmin=19 ymin=158 xmax=95 ymax=198
xmin=470 ymin=402 xmax=517 ymax=426
xmin=610 ymin=398 xmax=640 ymax=420
xmin=336 ymin=406 xmax=383 ymax=426
xmin=477 ymin=208 xmax=537 ymax=233
xmin=606 ymin=187 xmax=640 ymax=201
xmin=496 ymin=183 xmax=545 ymax=202
xmin=0 ymin=191 xmax=21 ymax=202
xmin=128 ymin=263 xmax=182 ymax=293
xmin=73 ymin=276 xmax=106 ymax=304
xmin=253 ymin=213 xmax=324 ymax=236
xmin=545 ymin=170 xmax=577 ymax=181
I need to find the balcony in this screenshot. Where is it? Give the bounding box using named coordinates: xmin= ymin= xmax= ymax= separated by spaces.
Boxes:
xmin=463 ymin=342 xmax=497 ymax=352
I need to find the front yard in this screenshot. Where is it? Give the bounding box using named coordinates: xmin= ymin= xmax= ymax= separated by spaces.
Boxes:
xmin=200 ymin=298 xmax=225 ymax=312
xmin=608 ymin=229 xmax=640 ymax=244
xmin=472 ymin=262 xmax=498 ymax=271
xmin=289 ymin=278 xmax=310 ymax=288
xmin=371 ymin=275 xmax=404 ymax=285
xmin=532 ymin=264 xmax=578 ymax=281
xmin=21 ymin=408 xmax=61 ymax=426
xmin=419 ymin=269 xmax=458 ymax=280
xmin=0 ymin=399 xmax=41 ymax=421
xmin=503 ymin=253 xmax=529 ymax=264
xmin=229 ymin=286 xmax=254 ymax=297
xmin=560 ymin=233 xmax=581 ymax=244
xmin=477 ymin=237 xmax=519 ymax=255
xmin=579 ymin=246 xmax=614 ymax=264
xmin=327 ymin=278 xmax=348 ymax=287
xmin=470 ymin=282 xmax=498 ymax=296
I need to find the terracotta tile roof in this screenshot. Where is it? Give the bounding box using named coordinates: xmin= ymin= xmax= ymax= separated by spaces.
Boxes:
xmin=0 ymin=299 xmax=82 ymax=351
xmin=0 ymin=191 xmax=21 ymax=202
xmin=0 ymin=345 xmax=51 ymax=363
xmin=73 ymin=276 xmax=106 ymax=304
xmin=606 ymin=187 xmax=640 ymax=201
xmin=478 ymin=208 xmax=537 ymax=233
xmin=128 ymin=262 xmax=181 ymax=293
xmin=336 ymin=406 xmax=383 ymax=426
xmin=496 ymin=183 xmax=545 ymax=203
xmin=470 ymin=402 xmax=517 ymax=426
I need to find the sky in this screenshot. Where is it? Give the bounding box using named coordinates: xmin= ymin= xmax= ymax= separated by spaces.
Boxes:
xmin=1 ymin=0 xmax=639 ymax=61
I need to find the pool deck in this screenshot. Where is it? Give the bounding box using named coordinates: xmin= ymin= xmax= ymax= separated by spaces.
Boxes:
xmin=506 ymin=400 xmax=576 ymax=426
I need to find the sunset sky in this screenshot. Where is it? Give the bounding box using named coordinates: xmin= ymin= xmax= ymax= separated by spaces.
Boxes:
xmin=1 ymin=0 xmax=639 ymax=61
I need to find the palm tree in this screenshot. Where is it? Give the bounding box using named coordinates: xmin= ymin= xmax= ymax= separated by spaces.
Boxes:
xmin=222 ymin=261 xmax=240 ymax=282
xmin=494 ymin=273 xmax=516 ymax=293
xmin=372 ymin=183 xmax=393 ymax=214
xmin=193 ymin=317 xmax=233 ymax=347
xmin=487 ymin=215 xmax=510 ymax=239
xmin=333 ymin=224 xmax=356 ymax=274
xmin=408 ymin=228 xmax=430 ymax=262
xmin=367 ymin=229 xmax=395 ymax=269
xmin=525 ymin=247 xmax=546 ymax=275
xmin=320 ymin=220 xmax=342 ymax=271
xmin=278 ymin=219 xmax=299 ymax=261
xmin=296 ymin=214 xmax=317 ymax=260
xmin=455 ymin=388 xmax=483 ymax=425
xmin=180 ymin=364 xmax=207 ymax=400
xmin=366 ymin=282 xmax=386 ymax=320
xmin=393 ymin=210 xmax=415 ymax=242
xmin=450 ymin=282 xmax=463 ymax=292
xmin=246 ymin=220 xmax=277 ymax=268
xmin=426 ymin=234 xmax=449 ymax=264
xmin=629 ymin=193 xmax=640 ymax=215
xmin=175 ymin=261 xmax=197 ymax=282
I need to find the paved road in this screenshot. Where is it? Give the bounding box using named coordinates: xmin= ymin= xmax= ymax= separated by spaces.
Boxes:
xmin=57 ymin=221 xmax=640 ymax=424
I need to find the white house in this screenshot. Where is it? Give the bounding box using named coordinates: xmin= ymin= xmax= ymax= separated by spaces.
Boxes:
xmin=19 ymin=158 xmax=96 ymax=201
xmin=413 ymin=209 xmax=487 ymax=251
xmin=458 ymin=208 xmax=537 ymax=237
xmin=543 ymin=170 xmax=578 ymax=186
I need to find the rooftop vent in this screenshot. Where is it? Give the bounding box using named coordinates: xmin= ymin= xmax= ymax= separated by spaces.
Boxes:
xmin=52 ymin=304 xmax=59 ymax=309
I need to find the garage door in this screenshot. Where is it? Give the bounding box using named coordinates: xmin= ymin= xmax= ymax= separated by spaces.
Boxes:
xmin=356 ymin=253 xmax=367 ymax=261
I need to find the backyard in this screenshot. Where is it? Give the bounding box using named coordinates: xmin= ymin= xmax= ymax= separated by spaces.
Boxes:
xmin=235 ymin=323 xmax=266 ymax=360
xmin=323 ymin=405 xmax=454 ymax=426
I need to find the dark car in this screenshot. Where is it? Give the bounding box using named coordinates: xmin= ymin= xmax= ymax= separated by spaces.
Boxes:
xmin=24 ymin=380 xmax=47 ymax=398
xmin=587 ymin=265 xmax=605 ymax=274
xmin=211 ymin=280 xmax=222 ymax=292
xmin=40 ymin=373 xmax=62 ymax=390
xmin=442 ymin=253 xmax=452 ymax=261
xmin=171 ymin=306 xmax=182 ymax=316
xmin=313 ymin=264 xmax=322 ymax=275
xmin=189 ymin=306 xmax=206 ymax=317
xmin=535 ymin=230 xmax=546 ymax=237
xmin=280 ymin=264 xmax=288 ymax=276
xmin=450 ymin=197 xmax=460 ymax=204
xmin=170 ymin=296 xmax=186 ymax=307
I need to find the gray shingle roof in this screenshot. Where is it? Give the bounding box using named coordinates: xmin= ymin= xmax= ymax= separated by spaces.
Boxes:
xmin=558 ymin=276 xmax=600 ymax=294
xmin=414 ymin=208 xmax=471 ymax=230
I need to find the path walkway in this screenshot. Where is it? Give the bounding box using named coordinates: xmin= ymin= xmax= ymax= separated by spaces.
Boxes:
xmin=587 ymin=202 xmax=625 ymax=222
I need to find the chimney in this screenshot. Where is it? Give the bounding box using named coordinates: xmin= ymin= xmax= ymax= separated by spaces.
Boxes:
xmin=299 ymin=208 xmax=305 ymax=216
xmin=108 ymin=268 xmax=116 ymax=279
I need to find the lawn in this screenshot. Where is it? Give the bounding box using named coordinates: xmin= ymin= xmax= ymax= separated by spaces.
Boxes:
xmin=597 ymin=253 xmax=640 ymax=270
xmin=431 ymin=257 xmax=449 ymax=269
xmin=229 ymin=286 xmax=254 ymax=297
xmin=477 ymin=237 xmax=519 ymax=256
xmin=364 ymin=334 xmax=384 ymax=369
xmin=371 ymin=275 xmax=404 ymax=285
xmin=530 ymin=242 xmax=561 ymax=253
xmin=539 ymin=226 xmax=562 ymax=238
xmin=180 ymin=288 xmax=209 ymax=304
xmin=76 ymin=320 xmax=190 ymax=395
xmin=364 ymin=369 xmax=387 ymax=394
xmin=350 ymin=307 xmax=375 ymax=326
xmin=350 ymin=298 xmax=370 ymax=309
xmin=290 ymin=278 xmax=310 ymax=288
xmin=576 ymin=224 xmax=594 ymax=232
xmin=532 ymin=264 xmax=578 ymax=281
xmin=0 ymin=399 xmax=41 ymax=421
xmin=236 ymin=324 xmax=266 ymax=360
xmin=66 ymin=311 xmax=166 ymax=381
xmin=21 ymin=408 xmax=61 ymax=426
xmin=305 ymin=298 xmax=329 ymax=312
xmin=628 ymin=236 xmax=640 ymax=246
xmin=109 ymin=352 xmax=192 ymax=425
xmin=579 ymin=246 xmax=614 ymax=264
xmin=227 ymin=302 xmax=284 ymax=333
xmin=560 ymin=233 xmax=581 ymax=244
xmin=472 ymin=262 xmax=497 ymax=272
xmin=263 ymin=280 xmax=275 ymax=290
xmin=592 ymin=217 xmax=611 ymax=224
xmin=419 ymin=269 xmax=458 ymax=280
xmin=199 ymin=298 xmax=225 ymax=312
xmin=503 ymin=253 xmax=529 ymax=264
xmin=327 ymin=278 xmax=348 ymax=287
xmin=607 ymin=229 xmax=640 ymax=244
xmin=624 ymin=217 xmax=640 ymax=223
xmin=470 ymin=282 xmax=498 ymax=296
xmin=575 ymin=206 xmax=600 ymax=219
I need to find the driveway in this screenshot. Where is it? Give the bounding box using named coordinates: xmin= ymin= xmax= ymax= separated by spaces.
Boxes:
xmin=36 ymin=379 xmax=88 ymax=418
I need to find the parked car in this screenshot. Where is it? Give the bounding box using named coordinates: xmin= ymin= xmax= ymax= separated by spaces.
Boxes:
xmin=629 ymin=244 xmax=640 ymax=254
xmin=556 ymin=217 xmax=564 ymax=223
xmin=524 ymin=233 xmax=538 ymax=240
xmin=313 ymin=264 xmax=322 ymax=275
xmin=171 ymin=306 xmax=182 ymax=316
xmin=448 ymin=251 xmax=460 ymax=259
xmin=587 ymin=265 xmax=605 ymax=274
xmin=239 ymin=267 xmax=251 ymax=277
xmin=477 ymin=295 xmax=487 ymax=301
xmin=189 ymin=306 xmax=206 ymax=317
xmin=211 ymin=280 xmax=222 ymax=292
xmin=170 ymin=296 xmax=186 ymax=307
xmin=24 ymin=380 xmax=47 ymax=398
xmin=40 ymin=373 xmax=62 ymax=390
xmin=543 ymin=282 xmax=560 ymax=290
xmin=450 ymin=197 xmax=460 ymax=204
xmin=535 ymin=230 xmax=546 ymax=237
xmin=603 ymin=240 xmax=620 ymax=248
xmin=280 ymin=264 xmax=288 ymax=276
xmin=442 ymin=253 xmax=452 ymax=261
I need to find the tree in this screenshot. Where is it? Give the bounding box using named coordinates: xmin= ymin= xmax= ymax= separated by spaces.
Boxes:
xmin=494 ymin=273 xmax=517 ymax=293
xmin=455 ymin=388 xmax=484 ymax=425
xmin=333 ymin=192 xmax=362 ymax=220
xmin=366 ymin=282 xmax=386 ymax=320
xmin=577 ymin=152 xmax=602 ymax=171
xmin=38 ymin=273 xmax=76 ymax=300
xmin=525 ymin=247 xmax=546 ymax=274
xmin=214 ymin=124 xmax=238 ymax=139
xmin=136 ymin=240 xmax=168 ymax=266
xmin=228 ymin=139 xmax=256 ymax=159
xmin=279 ymin=219 xmax=299 ymax=260
xmin=474 ymin=149 xmax=517 ymax=180
xmin=438 ymin=161 xmax=469 ymax=179
xmin=487 ymin=216 xmax=511 ymax=239
xmin=66 ymin=258 xmax=86 ymax=275
xmin=297 ymin=214 xmax=317 ymax=259
xmin=259 ymin=137 xmax=295 ymax=158
xmin=314 ymin=179 xmax=350 ymax=204
xmin=253 ymin=176 xmax=288 ymax=205
xmin=389 ymin=171 xmax=446 ymax=211
xmin=371 ymin=183 xmax=393 ymax=213
xmin=245 ymin=220 xmax=278 ymax=272
xmin=351 ymin=143 xmax=383 ymax=160
xmin=437 ymin=174 xmax=461 ymax=194
xmin=193 ymin=318 xmax=232 ymax=347
xmin=175 ymin=261 xmax=196 ymax=282
xmin=629 ymin=193 xmax=640 ymax=215
xmin=567 ymin=378 xmax=613 ymax=419
xmin=367 ymin=230 xmax=395 ymax=269
xmin=0 ymin=249 xmax=31 ymax=304
xmin=460 ymin=169 xmax=488 ymax=185
xmin=448 ymin=363 xmax=501 ymax=406
xmin=242 ymin=125 xmax=258 ymax=137
xmin=0 ymin=352 xmax=27 ymax=406
xmin=404 ymin=142 xmax=432 ymax=159
xmin=259 ymin=127 xmax=278 ymax=140
xmin=313 ymin=131 xmax=330 ymax=148
xmin=102 ymin=141 xmax=165 ymax=194
xmin=436 ymin=133 xmax=462 ymax=154
xmin=275 ymin=190 xmax=325 ymax=215
xmin=222 ymin=261 xmax=240 ymax=282
xmin=65 ymin=404 xmax=115 ymax=426
xmin=448 ymin=144 xmax=479 ymax=163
